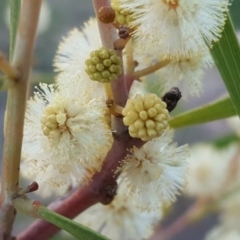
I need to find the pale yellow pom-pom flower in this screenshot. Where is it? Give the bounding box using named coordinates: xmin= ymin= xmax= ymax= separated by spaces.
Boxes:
xmin=122 ymin=93 xmax=169 ymax=141
xmin=111 ymin=0 xmax=133 ymax=26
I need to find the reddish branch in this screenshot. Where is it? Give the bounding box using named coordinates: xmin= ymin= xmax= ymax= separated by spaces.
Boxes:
xmin=17 ymin=132 xmax=143 ymax=240
xmin=93 ymin=0 xmax=128 ymax=108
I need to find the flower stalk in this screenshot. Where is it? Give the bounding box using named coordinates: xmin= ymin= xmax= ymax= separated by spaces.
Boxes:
xmin=125 ymin=38 xmax=135 ymax=74
xmin=92 ymin=0 xmax=128 ymax=134
xmin=133 ymin=59 xmax=171 ymax=79
xmin=17 ymin=133 xmax=144 ymax=240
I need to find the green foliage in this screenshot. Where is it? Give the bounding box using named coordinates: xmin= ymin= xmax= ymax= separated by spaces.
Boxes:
xmin=171 ymin=14 xmax=240 ymax=129
xmin=210 ymin=14 xmax=240 ymax=118
xmin=212 ymin=133 xmax=240 ymax=149
xmin=39 ymin=206 xmax=110 ymax=240
xmin=169 ymin=96 xmax=236 ymax=128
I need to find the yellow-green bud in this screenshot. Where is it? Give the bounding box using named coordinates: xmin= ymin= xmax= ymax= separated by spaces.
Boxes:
xmin=111 ymin=0 xmax=133 ymax=26
xmin=41 ymin=102 xmax=68 ymax=141
xmin=122 ymin=94 xmax=170 ymax=141
xmin=85 ymin=47 xmax=122 ymax=83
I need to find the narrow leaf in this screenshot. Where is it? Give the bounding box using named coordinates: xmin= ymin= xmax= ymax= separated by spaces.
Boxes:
xmin=210 ymin=14 xmax=240 ymax=117
xmin=169 ymin=96 xmax=236 ymax=128
xmin=9 ymin=0 xmax=21 ymax=60
xmin=39 ymin=206 xmax=110 ymax=240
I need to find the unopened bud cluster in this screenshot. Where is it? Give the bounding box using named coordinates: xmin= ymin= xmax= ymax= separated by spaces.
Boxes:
xmin=41 ymin=103 xmax=68 ymax=142
xmin=85 ymin=47 xmax=122 ymax=83
xmin=122 ymin=94 xmax=170 ymax=141
xmin=111 ymin=0 xmax=133 ymax=26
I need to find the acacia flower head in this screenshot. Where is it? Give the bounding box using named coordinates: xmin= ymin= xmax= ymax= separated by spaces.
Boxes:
xmin=75 ymin=182 xmax=161 ymax=240
xmin=127 ymin=37 xmax=212 ymax=96
xmin=122 ymin=93 xmax=170 ymax=141
xmin=22 ymin=83 xmax=113 ymax=189
xmin=21 ymin=161 xmax=86 ymax=197
xmin=184 ymin=144 xmax=236 ymax=198
xmin=120 ymin=0 xmax=230 ymax=59
xmin=157 ymin=50 xmax=213 ymax=96
xmin=85 ymin=47 xmax=122 ymax=83
xmin=128 ymin=80 xmax=147 ymax=98
xmin=117 ymin=129 xmax=189 ymax=210
xmin=54 ymin=18 xmax=105 ymax=98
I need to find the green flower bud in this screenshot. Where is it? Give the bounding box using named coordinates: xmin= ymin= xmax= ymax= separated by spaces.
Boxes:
xmin=85 ymin=47 xmax=122 ymax=83
xmin=103 ymin=59 xmax=112 ymax=67
xmin=102 ymin=70 xmax=110 ymax=78
xmin=96 ymin=63 xmax=105 ymax=71
xmin=92 ymin=56 xmax=101 ymax=64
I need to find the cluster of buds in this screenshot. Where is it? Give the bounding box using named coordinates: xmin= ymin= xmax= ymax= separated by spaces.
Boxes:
xmin=122 ymin=93 xmax=170 ymax=141
xmin=111 ymin=0 xmax=133 ymax=26
xmin=85 ymin=47 xmax=122 ymax=83
xmin=41 ymin=103 xmax=67 ymax=141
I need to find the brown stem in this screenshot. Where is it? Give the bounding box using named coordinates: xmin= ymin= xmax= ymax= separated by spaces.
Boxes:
xmin=16 ymin=188 xmax=97 ymax=240
xmin=17 ymin=133 xmax=144 ymax=240
xmin=125 ymin=74 xmax=135 ymax=92
xmin=114 ymin=37 xmax=131 ymax=50
xmin=92 ymin=0 xmax=128 ymax=134
xmin=133 ymin=59 xmax=171 ymax=79
xmin=92 ymin=0 xmax=128 ymax=105
xmin=93 ymin=0 xmax=117 ymax=49
xmin=0 ymin=1 xmax=42 ymax=239
xmin=104 ymin=82 xmax=114 ymax=101
xmin=125 ymin=38 xmax=135 ymax=75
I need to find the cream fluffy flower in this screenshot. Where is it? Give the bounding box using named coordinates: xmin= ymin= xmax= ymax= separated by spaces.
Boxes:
xmin=117 ymin=129 xmax=189 ymax=210
xmin=22 ymin=83 xmax=112 ymax=189
xmin=184 ymin=144 xmax=237 ymax=197
xmin=21 ymin=161 xmax=80 ymax=197
xmin=54 ymin=18 xmax=105 ymax=98
xmin=120 ymin=0 xmax=230 ymax=59
xmin=226 ymin=116 xmax=240 ymax=137
xmin=125 ymin=38 xmax=212 ymax=96
xmin=128 ymin=80 xmax=147 ymax=98
xmin=75 ymin=183 xmax=161 ymax=240
xmin=157 ymin=51 xmax=213 ymax=96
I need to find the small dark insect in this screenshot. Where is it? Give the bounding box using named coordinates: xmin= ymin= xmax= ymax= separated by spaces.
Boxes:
xmin=161 ymin=87 xmax=182 ymax=112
